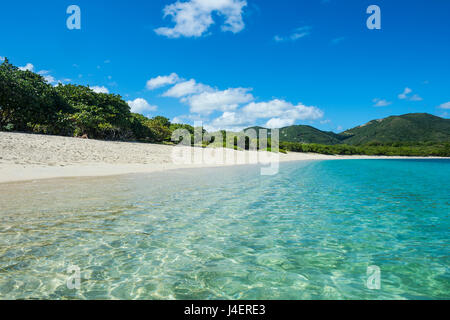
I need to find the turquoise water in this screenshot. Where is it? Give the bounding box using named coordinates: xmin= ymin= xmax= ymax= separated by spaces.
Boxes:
xmin=0 ymin=160 xmax=449 ymax=300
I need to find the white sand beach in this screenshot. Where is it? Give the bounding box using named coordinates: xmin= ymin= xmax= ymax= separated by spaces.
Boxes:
xmin=0 ymin=132 xmax=445 ymax=183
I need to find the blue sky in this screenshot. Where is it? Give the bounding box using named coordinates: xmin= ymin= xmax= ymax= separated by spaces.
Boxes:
xmin=1 ymin=0 xmax=449 ymax=132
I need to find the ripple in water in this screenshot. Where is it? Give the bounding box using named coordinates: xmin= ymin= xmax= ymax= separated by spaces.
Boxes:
xmin=0 ymin=159 xmax=449 ymax=299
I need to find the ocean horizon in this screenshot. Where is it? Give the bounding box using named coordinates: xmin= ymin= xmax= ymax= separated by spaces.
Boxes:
xmin=0 ymin=159 xmax=448 ymax=300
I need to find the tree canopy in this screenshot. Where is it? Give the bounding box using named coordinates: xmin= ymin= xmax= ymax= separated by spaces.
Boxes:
xmin=0 ymin=58 xmax=192 ymax=142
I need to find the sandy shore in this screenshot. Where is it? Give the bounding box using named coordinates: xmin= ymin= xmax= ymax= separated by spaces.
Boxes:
xmin=0 ymin=132 xmax=446 ymax=183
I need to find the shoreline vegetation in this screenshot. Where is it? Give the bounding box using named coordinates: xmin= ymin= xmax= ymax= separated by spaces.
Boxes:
xmin=0 ymin=131 xmax=448 ymax=184
xmin=1 ymin=58 xmax=450 ymax=157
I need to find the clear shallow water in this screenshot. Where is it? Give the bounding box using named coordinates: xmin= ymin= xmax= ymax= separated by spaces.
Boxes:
xmin=0 ymin=160 xmax=449 ymax=300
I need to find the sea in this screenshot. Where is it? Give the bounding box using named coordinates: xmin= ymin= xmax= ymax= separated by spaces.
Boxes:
xmin=0 ymin=159 xmax=448 ymax=299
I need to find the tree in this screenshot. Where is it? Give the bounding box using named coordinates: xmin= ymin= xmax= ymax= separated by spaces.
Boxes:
xmin=146 ymin=116 xmax=172 ymax=142
xmin=0 ymin=59 xmax=70 ymax=132
xmin=54 ymin=84 xmax=133 ymax=139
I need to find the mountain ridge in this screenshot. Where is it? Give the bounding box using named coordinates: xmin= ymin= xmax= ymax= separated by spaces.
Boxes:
xmin=244 ymin=113 xmax=450 ymax=145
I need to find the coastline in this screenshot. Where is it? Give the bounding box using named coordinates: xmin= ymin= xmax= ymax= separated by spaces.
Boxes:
xmin=1 ymin=131 xmax=448 ymax=184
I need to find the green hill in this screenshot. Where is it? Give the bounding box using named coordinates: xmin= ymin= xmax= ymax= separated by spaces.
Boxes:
xmin=279 ymin=125 xmax=344 ymax=145
xmin=244 ymin=125 xmax=344 ymax=145
xmin=340 ymin=113 xmax=450 ymax=145
xmin=244 ymin=113 xmax=450 ymax=146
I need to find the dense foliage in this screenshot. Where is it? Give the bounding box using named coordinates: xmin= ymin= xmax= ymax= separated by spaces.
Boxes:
xmin=0 ymin=58 xmax=190 ymax=143
xmin=279 ymin=141 xmax=450 ymax=157
xmin=213 ymin=134 xmax=450 ymax=157
xmin=0 ymin=59 xmax=71 ymax=134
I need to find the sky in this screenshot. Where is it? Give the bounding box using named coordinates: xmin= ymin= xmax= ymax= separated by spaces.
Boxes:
xmin=1 ymin=0 xmax=449 ymax=132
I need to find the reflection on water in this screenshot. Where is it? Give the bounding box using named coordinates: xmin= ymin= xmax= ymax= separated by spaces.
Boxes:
xmin=0 ymin=160 xmax=449 ymax=299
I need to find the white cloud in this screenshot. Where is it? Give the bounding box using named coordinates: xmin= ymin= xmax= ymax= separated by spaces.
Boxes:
xmin=155 ymin=0 xmax=247 ymax=38
xmin=171 ymin=113 xmax=207 ymax=124
xmin=398 ymin=87 xmax=422 ymax=101
xmin=204 ymin=111 xmax=251 ymax=132
xmin=163 ymin=79 xmax=212 ymax=98
xmin=172 ymin=116 xmax=185 ymax=124
xmin=160 ymin=76 xmax=253 ymax=115
xmin=437 ymin=102 xmax=450 ymax=109
xmin=187 ymin=87 xmax=254 ymax=115
xmin=91 ymin=86 xmax=109 ymax=94
xmin=0 ymin=56 xmax=4 ymax=62
xmin=127 ymin=98 xmax=158 ymax=114
xmin=409 ymin=94 xmax=423 ymax=101
xmin=274 ymin=26 xmax=312 ymax=42
xmin=265 ymin=118 xmax=295 ymax=128
xmin=211 ymin=111 xmax=245 ymax=127
xmin=206 ymin=99 xmax=324 ymax=130
xmin=372 ymin=98 xmax=392 ymax=107
xmin=19 ymin=63 xmax=34 ymax=72
xmin=398 ymin=87 xmax=412 ymax=99
xmin=160 ymin=76 xmax=324 ymax=130
xmin=37 ymin=70 xmax=56 ymax=84
xmin=146 ymin=73 xmax=180 ymax=90
xmin=44 ymin=75 xmax=56 ymax=84
xmin=242 ymin=99 xmax=323 ymax=121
